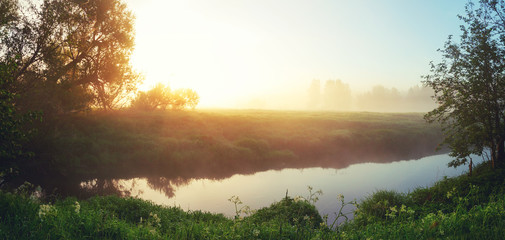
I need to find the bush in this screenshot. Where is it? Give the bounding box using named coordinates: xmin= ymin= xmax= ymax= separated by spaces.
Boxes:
xmin=130 ymin=83 xmax=199 ymax=110
xmin=248 ymin=196 xmax=323 ymax=229
xmin=357 ymin=190 xmax=408 ymax=221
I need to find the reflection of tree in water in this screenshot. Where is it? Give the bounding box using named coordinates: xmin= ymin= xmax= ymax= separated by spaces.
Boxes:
xmin=146 ymin=177 xmax=191 ymax=198
xmin=79 ymin=178 xmax=141 ymax=198
xmin=35 ymin=139 xmax=444 ymax=200
xmin=74 ymin=170 xmax=248 ymax=199
xmin=74 ymin=176 xmax=202 ymax=199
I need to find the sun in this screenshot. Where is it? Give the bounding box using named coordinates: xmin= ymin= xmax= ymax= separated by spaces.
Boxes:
xmin=128 ymin=0 xmax=272 ymax=108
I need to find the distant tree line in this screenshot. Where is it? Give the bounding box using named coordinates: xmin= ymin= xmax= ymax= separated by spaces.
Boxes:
xmin=308 ymin=79 xmax=352 ymax=111
xmin=357 ymin=85 xmax=435 ymax=112
xmin=307 ymin=79 xmax=435 ymax=112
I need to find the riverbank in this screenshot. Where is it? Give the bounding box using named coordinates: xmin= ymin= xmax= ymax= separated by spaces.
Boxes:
xmin=16 ymin=109 xmax=443 ymax=196
xmin=2 ymin=161 xmax=504 ymax=239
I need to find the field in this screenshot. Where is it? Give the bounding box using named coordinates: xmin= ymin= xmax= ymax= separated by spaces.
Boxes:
xmin=19 ymin=109 xmax=443 ymax=196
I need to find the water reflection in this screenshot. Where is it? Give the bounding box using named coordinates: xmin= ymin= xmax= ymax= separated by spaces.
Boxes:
xmin=73 ymin=153 xmax=478 ymax=222
xmin=74 ymin=177 xmax=194 ymax=199
xmin=30 ymin=147 xmax=435 ymax=199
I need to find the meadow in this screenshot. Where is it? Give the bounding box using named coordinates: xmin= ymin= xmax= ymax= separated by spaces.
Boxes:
xmin=19 ymin=109 xmax=443 ymax=196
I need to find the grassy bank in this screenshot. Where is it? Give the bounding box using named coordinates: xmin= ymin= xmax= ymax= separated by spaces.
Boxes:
xmin=2 ymin=161 xmax=505 ymax=239
xmin=341 ymin=161 xmax=505 ymax=239
xmin=24 ymin=109 xmax=442 ymax=182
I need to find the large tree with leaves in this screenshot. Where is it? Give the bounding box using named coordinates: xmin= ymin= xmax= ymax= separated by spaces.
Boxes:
xmin=424 ymin=0 xmax=505 ymax=169
xmin=0 ymin=0 xmax=141 ymax=114
xmin=0 ymin=0 xmax=37 ymax=184
xmin=78 ymin=0 xmax=142 ymax=110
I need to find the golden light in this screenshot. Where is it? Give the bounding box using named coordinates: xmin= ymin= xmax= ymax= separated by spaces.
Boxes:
xmin=129 ymin=0 xmax=273 ymax=108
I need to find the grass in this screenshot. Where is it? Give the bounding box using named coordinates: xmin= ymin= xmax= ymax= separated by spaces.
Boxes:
xmin=13 ymin=108 xmax=505 ymax=238
xmin=2 ymin=161 xmax=505 ymax=239
xmin=0 ymin=190 xmax=328 ymax=239
xmin=22 ymin=109 xmax=443 ymax=185
xmin=342 ymin=161 xmax=505 ymax=239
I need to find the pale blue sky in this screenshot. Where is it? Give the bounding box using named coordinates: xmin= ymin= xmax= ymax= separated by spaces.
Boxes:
xmin=127 ymin=0 xmax=467 ymax=108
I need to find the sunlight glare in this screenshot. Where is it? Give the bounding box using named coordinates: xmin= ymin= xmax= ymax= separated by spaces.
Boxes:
xmin=130 ymin=0 xmax=268 ymax=107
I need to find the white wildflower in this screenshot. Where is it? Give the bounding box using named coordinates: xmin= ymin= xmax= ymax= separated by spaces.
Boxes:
xmin=74 ymin=201 xmax=80 ymax=214
xmin=337 ymin=194 xmax=344 ymax=201
xmin=149 ymin=212 xmax=161 ymax=227
xmin=38 ymin=204 xmax=57 ymax=220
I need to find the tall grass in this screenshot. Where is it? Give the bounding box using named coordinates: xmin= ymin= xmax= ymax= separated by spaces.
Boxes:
xmin=20 ymin=110 xmax=443 ymax=192
xmin=2 ymin=162 xmax=505 ymax=239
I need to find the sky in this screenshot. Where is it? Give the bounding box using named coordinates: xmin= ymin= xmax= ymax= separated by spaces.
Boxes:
xmin=126 ymin=0 xmax=466 ymax=109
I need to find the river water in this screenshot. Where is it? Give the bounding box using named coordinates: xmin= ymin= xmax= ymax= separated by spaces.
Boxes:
xmin=80 ymin=153 xmax=476 ymax=223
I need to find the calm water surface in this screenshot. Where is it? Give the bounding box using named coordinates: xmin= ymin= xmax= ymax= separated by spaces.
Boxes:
xmin=82 ymin=154 xmax=475 ymax=221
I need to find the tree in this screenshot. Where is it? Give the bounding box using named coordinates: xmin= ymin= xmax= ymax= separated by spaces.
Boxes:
xmin=307 ymin=79 xmax=320 ymax=109
xmin=79 ymin=0 xmax=142 ymax=110
xmin=176 ymin=89 xmax=200 ymax=110
xmin=322 ymin=79 xmax=351 ymax=111
xmin=130 ymin=83 xmax=200 ymax=111
xmin=405 ymin=85 xmax=436 ymax=112
xmin=0 ymin=57 xmax=38 ymax=186
xmin=423 ymin=0 xmax=505 ymax=169
xmin=323 ymin=80 xmax=338 ymax=110
xmin=1 ymin=0 xmax=140 ymax=114
xmin=131 ymin=83 xmax=172 ymax=110
xmin=357 ymin=85 xmax=402 ymax=112
xmin=0 ymin=0 xmax=17 ymax=28
xmin=0 ymin=0 xmax=35 ymax=185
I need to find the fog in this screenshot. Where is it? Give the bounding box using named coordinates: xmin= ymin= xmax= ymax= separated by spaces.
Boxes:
xmin=128 ymin=1 xmax=462 ymax=113
xmin=233 ymin=80 xmax=436 ymax=112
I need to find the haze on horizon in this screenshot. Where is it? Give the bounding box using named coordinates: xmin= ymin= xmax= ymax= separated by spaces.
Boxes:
xmin=126 ymin=0 xmax=464 ymax=111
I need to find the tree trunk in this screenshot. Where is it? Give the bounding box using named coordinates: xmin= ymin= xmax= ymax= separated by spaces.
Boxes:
xmin=497 ymin=138 xmax=505 ymax=167
xmin=491 ymin=144 xmax=497 ymax=169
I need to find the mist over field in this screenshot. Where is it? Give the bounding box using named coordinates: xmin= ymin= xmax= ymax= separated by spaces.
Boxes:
xmin=235 ymin=81 xmax=435 ymax=112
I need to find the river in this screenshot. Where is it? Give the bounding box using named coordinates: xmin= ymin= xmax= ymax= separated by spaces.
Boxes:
xmin=79 ymin=153 xmax=477 ymax=223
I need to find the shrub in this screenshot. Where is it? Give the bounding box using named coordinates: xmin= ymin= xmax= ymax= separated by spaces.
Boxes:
xmin=248 ymin=196 xmax=323 ymax=229
xmin=357 ymin=190 xmax=408 ymax=221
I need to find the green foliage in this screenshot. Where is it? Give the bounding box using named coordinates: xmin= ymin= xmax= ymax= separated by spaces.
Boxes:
xmin=0 ymin=60 xmax=21 ymax=174
xmin=340 ymin=197 xmax=505 ymax=239
xmin=2 ymin=164 xmax=505 ymax=239
xmin=1 ymin=0 xmax=141 ymax=114
xmin=0 ymin=189 xmax=331 ymax=239
xmin=248 ymin=196 xmax=323 ymax=229
xmin=408 ymin=162 xmax=505 ymax=215
xmin=339 ymin=167 xmax=505 ymax=239
xmin=0 ymin=58 xmax=38 ymax=185
xmin=424 ymin=0 xmax=505 ymax=168
xmin=354 ymin=190 xmax=409 ymax=223
xmin=324 ymin=194 xmax=357 ymax=230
